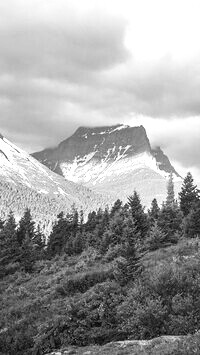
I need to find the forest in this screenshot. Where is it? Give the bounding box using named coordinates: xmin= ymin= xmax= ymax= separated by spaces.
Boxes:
xmin=0 ymin=172 xmax=200 ymax=355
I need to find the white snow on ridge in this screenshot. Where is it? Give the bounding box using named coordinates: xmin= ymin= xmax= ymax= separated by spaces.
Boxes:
xmin=60 ymin=147 xmax=179 ymax=187
xmin=0 ymin=135 xmax=74 ymax=196
xmin=81 ymin=125 xmax=129 ymax=138
xmin=109 ymin=125 xmax=129 ymax=133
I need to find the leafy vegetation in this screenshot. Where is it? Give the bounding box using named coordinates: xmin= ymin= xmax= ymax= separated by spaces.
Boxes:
xmin=0 ymin=172 xmax=200 ymax=355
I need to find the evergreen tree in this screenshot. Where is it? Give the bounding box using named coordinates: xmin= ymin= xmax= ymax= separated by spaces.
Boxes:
xmin=179 ymin=172 xmax=199 ymax=216
xmin=100 ymin=209 xmax=126 ymax=253
xmin=47 ymin=212 xmax=68 ymax=257
xmin=148 ymin=198 xmax=160 ymax=226
xmin=0 ymin=211 xmax=19 ymax=276
xmin=0 ymin=218 xmax=4 ymax=230
xmin=20 ymin=232 xmax=35 ymax=273
xmin=32 ymin=225 xmax=45 ymax=257
xmin=184 ymin=200 xmax=200 ymax=238
xmin=166 ymin=172 xmax=175 ymax=207
xmin=71 ymin=205 xmax=79 ymax=238
xmin=85 ymin=211 xmax=97 ymax=233
xmin=128 ymin=191 xmax=149 ymax=238
xmin=79 ymin=209 xmax=84 ymax=235
xmin=114 ymin=214 xmax=142 ymax=286
xmin=17 ymin=208 xmax=35 ymax=246
xmin=110 ymin=199 xmax=122 ymax=218
xmin=157 ymin=202 xmax=182 ymax=243
xmin=144 ymin=222 xmax=168 ymax=251
xmin=72 ymin=231 xmax=84 ymax=254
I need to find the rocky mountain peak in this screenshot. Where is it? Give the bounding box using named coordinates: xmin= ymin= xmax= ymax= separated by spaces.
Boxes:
xmin=32 ymin=124 xmax=181 ymax=206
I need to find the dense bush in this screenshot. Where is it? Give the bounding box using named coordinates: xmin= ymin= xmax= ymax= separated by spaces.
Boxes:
xmin=55 ymin=267 xmax=113 ymax=296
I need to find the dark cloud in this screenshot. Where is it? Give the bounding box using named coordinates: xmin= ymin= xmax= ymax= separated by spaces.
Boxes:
xmin=0 ymin=0 xmax=200 ymax=182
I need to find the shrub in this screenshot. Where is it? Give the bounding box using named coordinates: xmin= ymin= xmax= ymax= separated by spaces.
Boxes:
xmin=55 ymin=268 xmax=113 ymax=297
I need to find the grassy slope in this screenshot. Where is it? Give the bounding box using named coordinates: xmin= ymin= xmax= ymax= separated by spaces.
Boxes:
xmin=1 ymin=239 xmax=200 ymax=354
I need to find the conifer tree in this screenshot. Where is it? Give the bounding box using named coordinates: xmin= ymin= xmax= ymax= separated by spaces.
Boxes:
xmin=85 ymin=211 xmax=97 ymax=233
xmin=20 ymin=232 xmax=35 ymax=273
xmin=144 ymin=222 xmax=168 ymax=251
xmin=184 ymin=200 xmax=200 ymax=238
xmin=0 ymin=211 xmax=19 ymax=274
xmin=166 ymin=172 xmax=175 ymax=207
xmin=110 ymin=199 xmax=122 ymax=218
xmin=79 ymin=209 xmax=84 ymax=235
xmin=47 ymin=212 xmax=67 ymax=257
xmin=72 ymin=231 xmax=84 ymax=254
xmin=148 ymin=198 xmax=160 ymax=225
xmin=17 ymin=208 xmax=35 ymax=245
xmin=114 ymin=214 xmax=142 ymax=286
xmin=128 ymin=191 xmax=149 ymax=238
xmin=32 ymin=225 xmax=45 ymax=257
xmin=179 ymin=172 xmax=199 ymax=216
xmin=0 ymin=218 xmax=4 ymax=230
xmin=71 ymin=205 xmax=79 ymax=238
xmin=157 ymin=202 xmax=182 ymax=243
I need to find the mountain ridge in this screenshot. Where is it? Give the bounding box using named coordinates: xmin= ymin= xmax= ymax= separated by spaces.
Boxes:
xmin=0 ymin=134 xmax=108 ymax=232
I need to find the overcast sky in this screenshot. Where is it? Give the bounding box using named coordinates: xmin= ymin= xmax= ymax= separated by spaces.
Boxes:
xmin=0 ymin=0 xmax=200 ymax=181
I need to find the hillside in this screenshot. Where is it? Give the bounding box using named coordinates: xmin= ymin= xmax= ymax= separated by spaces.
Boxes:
xmin=0 ymin=134 xmax=108 ymax=230
xmin=1 ymin=236 xmax=200 ymax=355
xmin=1 ymin=174 xmax=200 ymax=355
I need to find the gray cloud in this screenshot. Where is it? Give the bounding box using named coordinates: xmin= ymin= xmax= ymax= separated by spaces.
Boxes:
xmin=0 ymin=1 xmax=200 ymax=182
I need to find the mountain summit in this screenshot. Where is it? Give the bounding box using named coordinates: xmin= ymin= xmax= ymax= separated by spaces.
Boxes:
xmin=33 ymin=124 xmax=181 ymax=206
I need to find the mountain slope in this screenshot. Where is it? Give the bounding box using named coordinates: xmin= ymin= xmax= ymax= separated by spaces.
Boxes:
xmin=0 ymin=134 xmax=107 ymax=231
xmin=33 ymin=124 xmax=181 ymax=206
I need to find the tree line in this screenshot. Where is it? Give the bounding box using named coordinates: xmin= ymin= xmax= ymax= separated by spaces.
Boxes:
xmin=0 ymin=172 xmax=199 ymax=280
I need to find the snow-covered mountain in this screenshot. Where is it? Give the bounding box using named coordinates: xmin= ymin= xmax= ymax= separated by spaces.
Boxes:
xmin=0 ymin=133 xmax=106 ymax=230
xmin=33 ymin=124 xmax=182 ymax=206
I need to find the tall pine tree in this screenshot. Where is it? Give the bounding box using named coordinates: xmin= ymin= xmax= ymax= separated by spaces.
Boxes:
xmin=128 ymin=191 xmax=149 ymax=239
xmin=0 ymin=211 xmax=19 ymax=277
xmin=166 ymin=172 xmax=175 ymax=207
xmin=17 ymin=208 xmax=35 ymax=245
xmin=148 ymin=198 xmax=160 ymax=226
xmin=179 ymin=172 xmax=199 ymax=216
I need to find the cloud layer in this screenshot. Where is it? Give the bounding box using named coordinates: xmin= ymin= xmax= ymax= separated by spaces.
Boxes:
xmin=0 ymin=0 xmax=200 ymax=181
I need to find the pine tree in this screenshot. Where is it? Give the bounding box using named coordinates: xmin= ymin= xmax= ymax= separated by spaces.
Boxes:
xmin=166 ymin=172 xmax=175 ymax=207
xmin=144 ymin=222 xmax=168 ymax=251
xmin=184 ymin=200 xmax=200 ymax=238
xmin=114 ymin=215 xmax=142 ymax=286
xmin=17 ymin=208 xmax=35 ymax=245
xmin=71 ymin=205 xmax=79 ymax=238
xmin=79 ymin=209 xmax=84 ymax=235
xmin=148 ymin=198 xmax=160 ymax=226
xmin=179 ymin=172 xmax=199 ymax=216
xmin=85 ymin=211 xmax=97 ymax=233
xmin=0 ymin=218 xmax=4 ymax=230
xmin=20 ymin=232 xmax=35 ymax=273
xmin=0 ymin=211 xmax=19 ymax=276
xmin=32 ymin=225 xmax=45 ymax=258
xmin=157 ymin=202 xmax=182 ymax=243
xmin=128 ymin=191 xmax=149 ymax=238
xmin=110 ymin=199 xmax=122 ymax=218
xmin=47 ymin=212 xmax=67 ymax=257
xmin=72 ymin=231 xmax=84 ymax=254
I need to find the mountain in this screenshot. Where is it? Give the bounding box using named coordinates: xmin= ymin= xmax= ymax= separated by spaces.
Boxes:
xmin=0 ymin=134 xmax=107 ymax=232
xmin=33 ymin=124 xmax=182 ymax=206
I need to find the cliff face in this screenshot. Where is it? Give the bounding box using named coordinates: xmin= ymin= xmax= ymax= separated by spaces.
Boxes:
xmin=152 ymin=146 xmax=181 ymax=178
xmin=33 ymin=124 xmax=152 ymax=172
xmin=33 ymin=124 xmax=181 ymax=206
